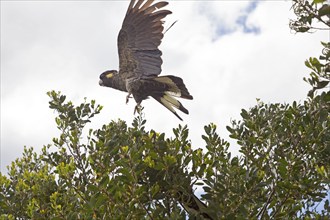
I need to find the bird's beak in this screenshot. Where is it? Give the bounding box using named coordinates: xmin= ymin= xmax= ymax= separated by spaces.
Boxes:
xmin=99 ymin=79 xmax=104 ymax=86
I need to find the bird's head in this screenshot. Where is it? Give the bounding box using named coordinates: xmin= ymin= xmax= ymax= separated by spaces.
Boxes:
xmin=99 ymin=70 xmax=118 ymax=87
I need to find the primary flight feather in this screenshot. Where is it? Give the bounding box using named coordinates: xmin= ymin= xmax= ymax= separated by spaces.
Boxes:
xmin=99 ymin=0 xmax=193 ymax=120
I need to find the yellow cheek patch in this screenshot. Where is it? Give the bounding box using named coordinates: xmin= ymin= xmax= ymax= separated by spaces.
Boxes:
xmin=106 ymin=73 xmax=113 ymax=78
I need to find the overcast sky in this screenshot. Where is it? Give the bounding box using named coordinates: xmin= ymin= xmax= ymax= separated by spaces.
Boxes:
xmin=1 ymin=0 xmax=327 ymax=173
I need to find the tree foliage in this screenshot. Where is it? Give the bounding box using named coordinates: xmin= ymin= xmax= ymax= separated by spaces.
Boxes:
xmin=290 ymin=0 xmax=330 ymax=32
xmin=1 ymin=86 xmax=328 ymax=219
xmin=1 ymin=78 xmax=329 ymax=219
xmin=1 ymin=1 xmax=330 ymax=219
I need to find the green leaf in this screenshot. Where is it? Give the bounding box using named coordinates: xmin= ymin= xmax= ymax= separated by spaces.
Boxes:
xmin=240 ymin=109 xmax=249 ymax=119
xmin=99 ymin=175 xmax=109 ymax=188
xmin=315 ymin=80 xmax=329 ymax=89
xmin=226 ymin=126 xmax=234 ymax=133
xmin=319 ymin=108 xmax=328 ymax=123
xmin=313 ymin=0 xmax=326 ymax=3
xmin=305 ymin=60 xmax=312 ymax=69
xmin=230 ymin=157 xmax=239 ymax=166
xmin=95 ymin=194 xmax=108 ymax=207
xmin=310 ymin=57 xmax=322 ymax=72
xmin=318 ymin=4 xmax=330 ymax=16
xmin=151 ymin=184 xmax=160 ymax=197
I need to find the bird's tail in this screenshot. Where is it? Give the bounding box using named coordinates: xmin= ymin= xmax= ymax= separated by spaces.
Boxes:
xmin=151 ymin=75 xmax=193 ymax=120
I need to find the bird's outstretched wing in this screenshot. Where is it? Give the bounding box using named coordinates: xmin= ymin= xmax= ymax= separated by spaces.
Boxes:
xmin=118 ymin=0 xmax=171 ymax=78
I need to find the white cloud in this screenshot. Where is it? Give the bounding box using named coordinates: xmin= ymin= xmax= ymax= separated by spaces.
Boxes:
xmin=1 ymin=1 xmax=327 ymax=172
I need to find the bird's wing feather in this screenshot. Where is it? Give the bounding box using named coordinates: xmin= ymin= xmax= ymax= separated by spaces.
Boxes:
xmin=118 ymin=0 xmax=171 ymax=79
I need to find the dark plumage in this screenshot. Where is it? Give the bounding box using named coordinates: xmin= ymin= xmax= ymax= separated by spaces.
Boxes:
xmin=99 ymin=0 xmax=193 ymax=120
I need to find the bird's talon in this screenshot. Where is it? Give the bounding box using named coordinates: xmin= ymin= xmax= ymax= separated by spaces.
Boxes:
xmin=126 ymin=94 xmax=132 ymax=104
xmin=134 ymin=104 xmax=141 ymax=115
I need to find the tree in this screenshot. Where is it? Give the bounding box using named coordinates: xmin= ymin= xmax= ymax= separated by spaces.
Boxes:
xmin=1 ymin=0 xmax=329 ymax=219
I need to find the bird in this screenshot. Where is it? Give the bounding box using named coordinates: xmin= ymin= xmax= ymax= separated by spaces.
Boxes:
xmin=99 ymin=0 xmax=193 ymax=121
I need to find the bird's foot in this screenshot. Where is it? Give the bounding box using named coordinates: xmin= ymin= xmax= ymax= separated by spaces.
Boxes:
xmin=126 ymin=93 xmax=132 ymax=104
xmin=134 ymin=104 xmax=141 ymax=115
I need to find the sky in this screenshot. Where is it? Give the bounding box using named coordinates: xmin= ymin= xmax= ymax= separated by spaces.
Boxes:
xmin=0 ymin=0 xmax=327 ymax=173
